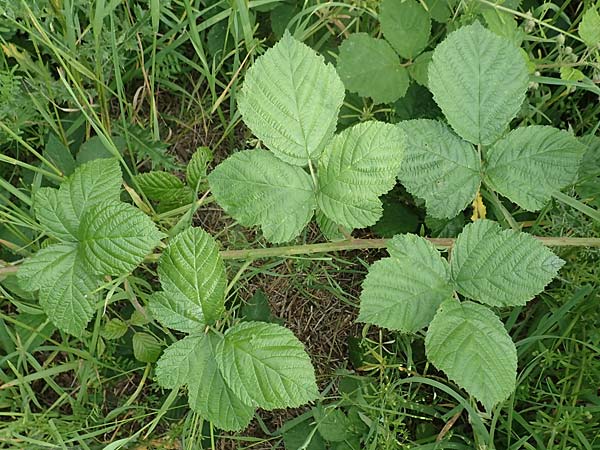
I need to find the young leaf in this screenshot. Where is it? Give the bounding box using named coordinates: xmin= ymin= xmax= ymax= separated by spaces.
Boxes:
xmin=18 ymin=244 xmax=98 ymax=336
xmin=238 ymin=30 xmax=345 ymax=166
xmin=358 ymin=234 xmax=453 ymax=332
xmin=380 ymin=0 xmax=431 ymax=59
xmin=336 ymin=33 xmax=409 ymax=104
xmin=484 ymin=126 xmax=587 ymax=211
xmin=78 ymin=200 xmax=164 ymax=275
xmin=215 ymin=321 xmax=319 ymax=410
xmin=33 ymin=188 xmax=76 ymax=241
xmin=156 ymin=334 xmax=255 ymax=431
xmin=428 ymin=22 xmax=528 ymax=145
xmin=579 ymin=5 xmax=600 ymax=48
xmin=132 ymin=332 xmax=162 ymax=363
xmin=397 ymin=119 xmax=481 ymax=219
xmin=154 ymin=227 xmax=226 ymax=325
xmin=317 ymin=121 xmax=404 ymax=230
xmin=450 ymin=220 xmax=564 ymax=307
xmin=425 ymin=299 xmax=517 ymax=411
xmin=101 ymin=318 xmax=128 ymax=340
xmin=186 ymin=146 xmax=213 ymax=189
xmin=134 ymin=171 xmax=194 ymax=204
xmin=58 ymin=158 xmax=123 ymax=236
xmin=208 ymin=149 xmax=316 ymax=243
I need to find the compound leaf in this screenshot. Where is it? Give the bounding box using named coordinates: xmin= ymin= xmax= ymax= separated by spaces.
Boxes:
xmin=134 ymin=171 xmax=194 ymax=204
xmin=450 ymin=220 xmax=564 ymax=307
xmin=380 ymin=0 xmax=431 ymax=59
xmin=156 ymin=334 xmax=254 ymax=431
xmin=79 ymin=200 xmax=164 ymax=275
xmin=397 ymin=119 xmax=481 ymax=219
xmin=18 ymin=244 xmax=98 ymax=336
xmin=484 ymin=126 xmax=587 ymax=211
xmin=317 ymin=121 xmax=404 ymax=230
xmin=33 ymin=188 xmax=76 ymax=242
xmin=425 ymin=299 xmax=517 ymax=411
xmin=359 ymin=234 xmax=453 ymax=332
xmin=428 ymin=22 xmax=529 ymax=145
xmin=208 ymin=149 xmax=316 ymax=243
xmin=238 ymin=31 xmax=345 ymax=166
xmin=215 ymin=321 xmax=319 ymax=410
xmin=336 ymin=33 xmax=409 ymax=104
xmin=57 ymin=158 xmax=122 ymax=236
xmin=154 ymin=227 xmax=226 ymax=326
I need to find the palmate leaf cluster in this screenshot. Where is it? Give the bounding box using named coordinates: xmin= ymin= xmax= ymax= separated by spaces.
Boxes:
xmin=208 ymin=31 xmax=405 ymax=243
xmin=359 ymin=220 xmax=564 ymax=411
xmin=150 ymin=228 xmax=318 ymax=431
xmin=17 ymin=159 xmax=164 ymax=336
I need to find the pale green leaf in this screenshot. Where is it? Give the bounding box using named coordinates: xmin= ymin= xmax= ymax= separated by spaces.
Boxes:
xmin=484 ymin=126 xmax=587 ymax=211
xmin=579 ymin=6 xmax=600 ymax=48
xmin=315 ymin=210 xmax=345 ymax=241
xmin=134 ymin=171 xmax=193 ymax=204
xmin=57 ymin=158 xmax=122 ymax=236
xmin=428 ymin=22 xmax=529 ymax=145
xmin=154 ymin=227 xmax=226 ymax=325
xmin=397 ymin=119 xmax=480 ymax=219
xmin=78 ymin=200 xmax=164 ymax=275
xmin=18 ymin=244 xmax=98 ymax=336
xmin=132 ymin=332 xmax=162 ymax=363
xmin=186 ymin=146 xmax=213 ymax=189
xmin=317 ymin=121 xmax=404 ymax=229
xmin=450 ymin=220 xmax=564 ymax=307
xmin=425 ymin=299 xmax=517 ymax=411
xmin=33 ymin=188 xmax=76 ymax=241
xmin=336 ymin=33 xmax=409 ymax=104
xmin=380 ymin=0 xmax=431 ymax=59
xmin=215 ymin=321 xmax=319 ymax=410
xmin=358 ymin=234 xmax=453 ymax=332
xmin=208 ymin=149 xmax=316 ymax=243
xmin=238 ymin=31 xmax=345 ymax=166
xmin=155 ymin=334 xmax=255 ymax=431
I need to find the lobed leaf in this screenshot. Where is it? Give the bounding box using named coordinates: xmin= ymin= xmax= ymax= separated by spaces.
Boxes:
xmin=215 ymin=321 xmax=319 ymax=410
xmin=336 ymin=33 xmax=409 ymax=104
xmin=425 ymin=299 xmax=517 ymax=411
xmin=238 ymin=31 xmax=345 ymax=166
xmin=317 ymin=121 xmax=404 ymax=230
xmin=358 ymin=234 xmax=453 ymax=332
xmin=397 ymin=119 xmax=481 ymax=219
xmin=484 ymin=126 xmax=586 ymax=211
xmin=428 ymin=22 xmax=529 ymax=145
xmin=208 ymin=149 xmax=316 ymax=243
xmin=450 ymin=220 xmax=564 ymax=307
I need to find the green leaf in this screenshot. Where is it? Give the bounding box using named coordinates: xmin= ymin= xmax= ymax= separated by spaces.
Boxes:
xmin=18 ymin=244 xmax=98 ymax=336
xmin=313 ymin=406 xmax=351 ymax=442
xmin=484 ymin=126 xmax=587 ymax=211
xmin=57 ymin=158 xmax=123 ymax=236
xmin=371 ymin=196 xmax=419 ymax=238
xmin=397 ymin=119 xmax=480 ymax=219
xmin=336 ymin=33 xmax=410 ymax=104
xmin=215 ymin=321 xmax=319 ymax=410
xmin=358 ymin=234 xmax=453 ymax=332
xmin=153 ymin=227 xmax=226 ymax=326
xmin=33 ymin=188 xmax=76 ymax=242
xmin=101 ymin=318 xmax=128 ymax=340
xmin=428 ymin=22 xmax=529 ymax=145
xmin=380 ymin=0 xmax=431 ymax=59
xmin=44 ymin=134 xmax=75 ymax=176
xmin=424 ymin=0 xmax=451 ymax=23
xmin=317 ymin=121 xmax=405 ymax=230
xmin=283 ymin=421 xmax=326 ymax=450
xmin=209 ymin=149 xmax=316 ymax=243
xmin=132 ymin=332 xmax=162 ymax=363
xmin=425 ymin=299 xmax=517 ymax=411
xmin=155 ymin=334 xmax=255 ymax=431
xmin=579 ymin=5 xmax=600 ymax=48
xmin=78 ymin=200 xmax=164 ymax=275
xmin=134 ymin=171 xmax=193 ymax=204
xmin=450 ymin=220 xmax=564 ymax=307
xmin=186 ymin=146 xmax=213 ymax=189
xmin=76 ymin=136 xmax=126 ymax=164
xmin=242 ymin=290 xmax=278 ymax=323
xmin=576 ymin=135 xmax=600 ymax=207
xmin=482 ymin=9 xmax=525 ymax=46
xmin=238 ymin=31 xmax=345 ymax=166
xmin=315 ymin=210 xmax=346 ymax=241
xmin=408 ymin=51 xmax=432 ymax=87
